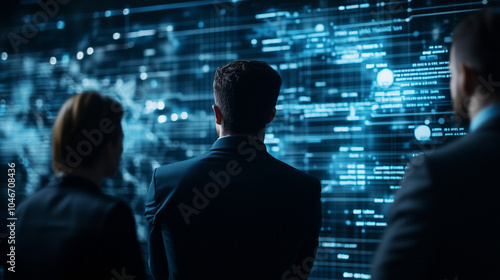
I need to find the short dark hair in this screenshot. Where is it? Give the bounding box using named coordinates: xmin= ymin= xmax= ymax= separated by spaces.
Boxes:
xmin=52 ymin=91 xmax=124 ymax=173
xmin=213 ymin=60 xmax=282 ymax=134
xmin=452 ymin=9 xmax=500 ymax=78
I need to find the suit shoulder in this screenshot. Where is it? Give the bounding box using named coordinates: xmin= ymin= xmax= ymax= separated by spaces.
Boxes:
xmin=19 ymin=182 xmax=123 ymax=214
xmin=102 ymin=199 xmax=135 ymax=224
xmin=426 ymin=129 xmax=500 ymax=165
xmin=408 ymin=129 xmax=500 ymax=198
xmin=266 ymin=154 xmax=321 ymax=185
xmin=154 ymin=156 xmax=202 ymax=178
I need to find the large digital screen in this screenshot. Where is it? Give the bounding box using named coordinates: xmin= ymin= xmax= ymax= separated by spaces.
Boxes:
xmin=1 ymin=1 xmax=497 ymax=279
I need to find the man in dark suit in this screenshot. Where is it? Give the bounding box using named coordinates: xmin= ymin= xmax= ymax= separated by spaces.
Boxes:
xmin=14 ymin=92 xmax=146 ymax=280
xmin=371 ymin=9 xmax=500 ymax=280
xmin=145 ymin=61 xmax=322 ymax=280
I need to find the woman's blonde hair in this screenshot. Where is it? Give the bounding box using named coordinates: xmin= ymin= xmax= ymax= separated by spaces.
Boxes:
xmin=52 ymin=91 xmax=124 ymax=174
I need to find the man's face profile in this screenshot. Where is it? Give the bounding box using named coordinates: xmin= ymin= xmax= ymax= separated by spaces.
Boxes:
xmin=449 ymin=46 xmax=470 ymax=125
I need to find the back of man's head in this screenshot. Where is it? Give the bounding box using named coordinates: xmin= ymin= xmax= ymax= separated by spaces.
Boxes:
xmin=213 ymin=60 xmax=282 ymax=135
xmin=452 ymin=9 xmax=500 ymax=78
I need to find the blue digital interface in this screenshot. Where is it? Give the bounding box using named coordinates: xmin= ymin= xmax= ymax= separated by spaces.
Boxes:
xmin=1 ymin=1 xmax=498 ymax=279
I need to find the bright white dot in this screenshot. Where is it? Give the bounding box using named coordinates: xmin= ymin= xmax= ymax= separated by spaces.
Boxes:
xmin=76 ymin=51 xmax=84 ymax=60
xmin=157 ymin=101 xmax=165 ymax=110
xmin=414 ymin=125 xmax=431 ymax=141
xmin=171 ymin=113 xmax=179 ymax=121
xmin=166 ymin=25 xmax=173 ymax=32
xmin=105 ymin=10 xmax=111 ymax=17
xmin=198 ymin=21 xmax=204 ymax=28
xmin=157 ymin=115 xmax=167 ymax=123
xmin=202 ymin=65 xmax=210 ymax=73
xmin=1 ymin=52 xmax=7 ymax=60
xmin=180 ymin=112 xmax=188 ymax=119
xmin=56 ymin=20 xmax=65 ymax=30
xmin=86 ymin=47 xmax=94 ymax=55
xmin=123 ymin=8 xmax=130 ymax=15
xmin=113 ymin=32 xmax=121 ymax=40
xmin=145 ymin=100 xmax=156 ymax=110
xmin=140 ymin=72 xmax=148 ymax=80
xmin=424 ymin=119 xmax=430 ymax=125
xmin=315 ymin=23 xmax=325 ymax=32
xmin=49 ymin=57 xmax=57 ymax=65
xmin=251 ymin=39 xmax=258 ymax=45
xmin=377 ymin=69 xmax=394 ymax=88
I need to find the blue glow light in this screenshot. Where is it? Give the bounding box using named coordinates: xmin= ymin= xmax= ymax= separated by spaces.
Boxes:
xmin=76 ymin=51 xmax=84 ymax=60
xmin=315 ymin=23 xmax=325 ymax=32
xmin=56 ymin=20 xmax=65 ymax=30
xmin=414 ymin=125 xmax=431 ymax=141
xmin=157 ymin=115 xmax=167 ymax=123
xmin=376 ymin=69 xmax=394 ymax=88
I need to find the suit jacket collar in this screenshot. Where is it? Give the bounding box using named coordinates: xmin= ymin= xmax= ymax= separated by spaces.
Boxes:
xmin=474 ymin=115 xmax=500 ymax=133
xmin=210 ymin=135 xmax=268 ymax=154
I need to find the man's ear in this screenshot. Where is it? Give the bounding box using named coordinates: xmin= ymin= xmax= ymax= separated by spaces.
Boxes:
xmin=212 ymin=104 xmax=222 ymax=125
xmin=461 ymin=63 xmax=477 ymax=97
xmin=103 ymin=140 xmax=114 ymax=161
xmin=267 ymin=108 xmax=276 ymax=124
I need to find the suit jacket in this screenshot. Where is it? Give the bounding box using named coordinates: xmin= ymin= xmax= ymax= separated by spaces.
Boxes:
xmin=145 ymin=136 xmax=322 ymax=280
xmin=14 ymin=174 xmax=146 ymax=280
xmin=371 ymin=115 xmax=500 ymax=280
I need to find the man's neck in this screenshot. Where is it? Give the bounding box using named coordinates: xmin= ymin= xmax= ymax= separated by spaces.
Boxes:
xmin=218 ymin=126 xmax=266 ymax=142
xmin=468 ymin=94 xmax=500 ymax=121
xmin=219 ymin=132 xmax=264 ymax=142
